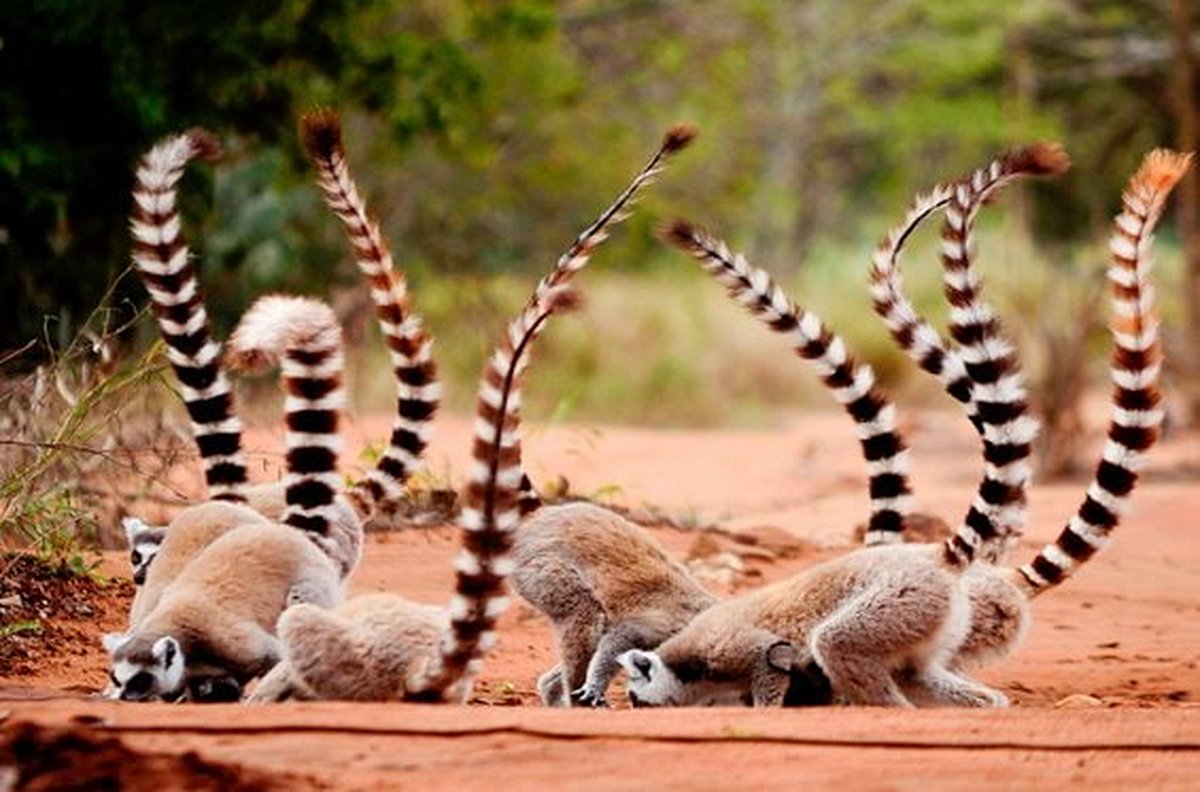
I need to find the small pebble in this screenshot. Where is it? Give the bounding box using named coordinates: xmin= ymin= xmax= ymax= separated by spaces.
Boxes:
xmin=1054 ymin=693 xmax=1105 ymax=709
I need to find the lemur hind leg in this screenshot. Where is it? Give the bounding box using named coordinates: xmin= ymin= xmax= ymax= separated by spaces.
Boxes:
xmin=810 ymin=575 xmax=956 ymax=707
xmin=903 ymin=665 xmax=1009 ymax=708
xmin=537 ymin=664 xmax=566 ymax=706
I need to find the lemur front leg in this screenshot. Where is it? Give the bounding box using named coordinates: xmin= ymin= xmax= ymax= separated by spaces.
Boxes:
xmin=570 ymin=622 xmax=660 ymax=708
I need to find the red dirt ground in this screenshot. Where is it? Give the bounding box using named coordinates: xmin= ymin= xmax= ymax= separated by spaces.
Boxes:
xmin=2 ymin=409 xmax=1199 ymax=789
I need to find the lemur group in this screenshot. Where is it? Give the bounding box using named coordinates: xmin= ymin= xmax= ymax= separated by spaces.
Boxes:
xmin=105 ymin=110 xmax=1189 ymax=709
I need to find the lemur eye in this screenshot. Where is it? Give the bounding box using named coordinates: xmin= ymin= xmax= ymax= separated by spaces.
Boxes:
xmin=632 ymin=655 xmax=653 ymax=677
xmin=125 ymin=671 xmax=154 ymax=694
xmin=131 ymin=551 xmax=143 ymax=566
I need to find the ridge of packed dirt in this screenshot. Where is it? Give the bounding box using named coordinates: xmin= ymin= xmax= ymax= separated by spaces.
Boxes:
xmin=2 ymin=410 xmax=1199 ymax=788
xmin=0 ymin=720 xmax=320 ymax=791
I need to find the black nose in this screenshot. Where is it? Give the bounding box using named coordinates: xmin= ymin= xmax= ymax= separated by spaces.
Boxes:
xmin=632 ymin=655 xmax=652 ymax=677
xmin=133 ymin=569 xmax=146 ymax=585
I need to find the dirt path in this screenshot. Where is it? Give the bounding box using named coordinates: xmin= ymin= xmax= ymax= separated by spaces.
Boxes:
xmin=3 ymin=409 xmax=1200 ymax=788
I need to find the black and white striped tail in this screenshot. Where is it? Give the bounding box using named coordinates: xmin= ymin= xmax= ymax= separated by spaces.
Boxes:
xmin=941 ymin=144 xmax=1070 ymax=567
xmin=300 ymin=110 xmax=440 ymax=516
xmin=869 ymin=185 xmax=975 ymax=424
xmin=662 ymin=220 xmax=911 ymax=544
xmin=227 ymin=296 xmax=347 ymax=561
xmin=130 ymin=130 xmax=248 ymax=501
xmin=417 ymin=286 xmax=582 ymax=701
xmin=1017 ymin=150 xmax=1189 ymax=594
xmin=513 ymin=123 xmax=697 ymax=512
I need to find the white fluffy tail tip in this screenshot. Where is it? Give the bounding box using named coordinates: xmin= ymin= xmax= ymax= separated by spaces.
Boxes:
xmin=227 ymin=294 xmax=341 ymax=371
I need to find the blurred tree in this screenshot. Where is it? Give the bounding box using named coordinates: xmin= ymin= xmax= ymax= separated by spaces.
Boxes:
xmin=0 ymin=0 xmax=549 ymax=360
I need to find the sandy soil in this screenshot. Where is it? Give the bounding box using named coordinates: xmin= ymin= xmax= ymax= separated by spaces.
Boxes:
xmin=3 ymin=408 xmax=1199 ymax=789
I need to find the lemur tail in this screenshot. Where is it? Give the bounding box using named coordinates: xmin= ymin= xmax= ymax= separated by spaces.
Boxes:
xmin=514 ymin=123 xmax=698 ymax=513
xmin=130 ymin=130 xmax=248 ymax=501
xmin=662 ymin=221 xmax=910 ymax=544
xmin=1017 ymin=149 xmax=1190 ymax=595
xmin=940 ymin=144 xmax=1070 ymax=567
xmin=227 ymin=296 xmax=349 ymax=565
xmin=418 ymin=286 xmax=582 ymax=701
xmin=299 ymin=109 xmax=441 ymax=516
xmin=870 ymin=145 xmax=1068 ymax=557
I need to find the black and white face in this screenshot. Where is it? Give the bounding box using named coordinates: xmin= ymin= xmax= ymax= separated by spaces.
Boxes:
xmin=103 ymin=633 xmax=186 ymax=702
xmin=618 ymin=649 xmax=749 ymax=707
xmin=122 ymin=517 xmax=166 ymax=586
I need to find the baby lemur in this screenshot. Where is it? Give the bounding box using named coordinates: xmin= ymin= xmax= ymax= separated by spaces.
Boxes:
xmin=621 ymin=149 xmax=1185 ymax=707
xmin=249 ymin=124 xmax=699 ymax=704
xmin=104 ymin=294 xmax=355 ymax=701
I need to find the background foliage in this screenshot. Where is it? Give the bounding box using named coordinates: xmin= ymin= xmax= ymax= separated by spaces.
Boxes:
xmin=2 ymin=0 xmax=1197 ymax=431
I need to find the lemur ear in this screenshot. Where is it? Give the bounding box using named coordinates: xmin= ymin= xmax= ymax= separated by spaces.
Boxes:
xmin=102 ymin=632 xmax=129 ymax=654
xmin=765 ymin=640 xmax=799 ymax=673
xmin=152 ymin=636 xmax=181 ymax=668
xmin=122 ymin=516 xmax=147 ymax=543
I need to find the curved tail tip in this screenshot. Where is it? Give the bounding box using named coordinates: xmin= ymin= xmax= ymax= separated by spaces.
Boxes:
xmin=657 ymin=218 xmax=701 ymax=248
xmin=1133 ymin=149 xmax=1193 ymax=194
xmin=1015 ymin=141 xmax=1071 ymax=176
xmin=542 ymin=285 xmax=584 ymax=314
xmin=182 ymin=128 xmax=222 ymax=162
xmin=663 ymin=124 xmax=699 ymax=153
xmin=226 ymin=294 xmax=339 ymax=372
xmin=299 ymin=108 xmax=343 ymax=161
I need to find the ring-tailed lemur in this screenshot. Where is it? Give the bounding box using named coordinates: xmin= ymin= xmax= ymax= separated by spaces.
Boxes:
xmin=495 ymin=127 xmax=723 ymax=709
xmin=120 ymin=134 xmax=362 ymax=644
xmin=104 ymin=295 xmax=355 ymax=702
xmin=124 ymin=113 xmax=444 ymax=587
xmin=122 ymin=517 xmax=168 ymax=586
xmin=249 ymin=283 xmax=581 ymax=703
xmin=619 ymin=150 xmax=1184 ymax=707
xmin=933 ymin=149 xmax=1190 ymax=674
xmin=867 ymin=146 xmax=1065 ymax=672
xmin=249 ymin=124 xmax=701 ymax=705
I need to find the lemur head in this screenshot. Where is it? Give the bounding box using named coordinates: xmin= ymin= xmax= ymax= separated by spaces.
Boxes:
xmin=102 ymin=632 xmax=186 ymax=702
xmin=619 ymin=637 xmax=818 ymax=707
xmin=122 ymin=517 xmax=167 ymax=586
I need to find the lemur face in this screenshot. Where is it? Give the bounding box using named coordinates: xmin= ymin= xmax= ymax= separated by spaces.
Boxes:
xmin=122 ymin=517 xmax=166 ymax=586
xmin=621 ymin=640 xmax=831 ymax=708
xmin=618 ymin=649 xmax=748 ymax=707
xmin=103 ymin=633 xmax=186 ymax=702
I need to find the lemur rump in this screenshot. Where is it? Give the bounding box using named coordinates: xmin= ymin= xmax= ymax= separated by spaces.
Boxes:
xmin=248 ymin=124 xmax=697 ymax=704
xmin=622 ymin=150 xmax=1184 ymax=707
xmin=105 ymin=296 xmax=353 ymax=701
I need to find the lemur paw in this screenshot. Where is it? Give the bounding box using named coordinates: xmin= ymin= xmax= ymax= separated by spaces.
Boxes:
xmin=187 ymin=675 xmax=243 ymax=703
xmin=971 ymin=688 xmax=1009 ymax=708
xmin=569 ymin=685 xmax=610 ymax=708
